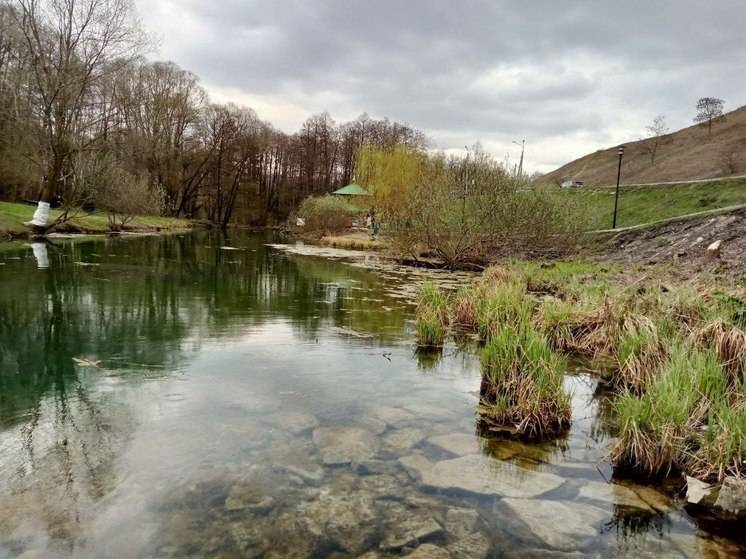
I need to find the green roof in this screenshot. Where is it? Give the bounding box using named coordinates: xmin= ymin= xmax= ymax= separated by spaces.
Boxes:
xmin=332 ymin=183 xmax=372 ymax=196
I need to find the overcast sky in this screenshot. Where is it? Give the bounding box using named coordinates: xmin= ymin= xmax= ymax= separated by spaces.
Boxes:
xmin=135 ymin=0 xmax=746 ymax=173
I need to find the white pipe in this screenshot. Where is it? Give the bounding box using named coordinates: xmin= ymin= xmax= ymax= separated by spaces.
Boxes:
xmin=30 ymin=201 xmax=50 ymax=227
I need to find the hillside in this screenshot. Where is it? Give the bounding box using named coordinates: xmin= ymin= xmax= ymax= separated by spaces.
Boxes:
xmin=568 ymin=178 xmax=746 ymax=230
xmin=544 ymin=105 xmax=746 ymax=186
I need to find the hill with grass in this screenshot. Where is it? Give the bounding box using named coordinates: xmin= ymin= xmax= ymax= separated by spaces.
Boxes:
xmin=544 ymin=105 xmax=746 ymax=186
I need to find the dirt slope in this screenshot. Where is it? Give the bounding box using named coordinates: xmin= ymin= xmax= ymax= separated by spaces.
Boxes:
xmin=544 ymin=105 xmax=746 ymax=186
xmin=597 ymin=206 xmax=746 ymax=279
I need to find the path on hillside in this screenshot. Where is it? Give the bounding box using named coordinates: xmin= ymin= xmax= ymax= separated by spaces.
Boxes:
xmin=594 ymin=174 xmax=746 ymax=189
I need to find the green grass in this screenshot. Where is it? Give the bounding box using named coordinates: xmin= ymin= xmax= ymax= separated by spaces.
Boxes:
xmin=480 ymin=323 xmax=571 ymax=438
xmin=457 ymin=260 xmax=746 ymax=477
xmin=563 ymin=178 xmax=746 ymax=230
xmin=612 ymin=345 xmax=743 ymax=480
xmin=0 ymin=201 xmax=189 ymax=238
xmin=415 ymin=281 xmax=450 ymax=347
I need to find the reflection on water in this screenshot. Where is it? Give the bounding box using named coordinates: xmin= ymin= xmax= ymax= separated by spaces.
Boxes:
xmin=0 ymin=232 xmax=742 ymax=558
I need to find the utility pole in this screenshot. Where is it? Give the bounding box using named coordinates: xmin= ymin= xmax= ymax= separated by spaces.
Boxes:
xmin=462 ymin=145 xmax=469 ymax=226
xmin=612 ymin=145 xmax=625 ymax=229
xmin=512 ymin=139 xmax=525 ymax=178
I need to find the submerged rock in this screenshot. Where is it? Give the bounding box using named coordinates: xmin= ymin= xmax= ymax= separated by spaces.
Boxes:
xmin=368 ymin=405 xmax=416 ymax=426
xmin=383 ymin=427 xmax=426 ymax=451
xmin=577 ymin=481 xmax=655 ymax=511
xmin=398 ymin=454 xmax=433 ymax=481
xmin=714 ymin=476 xmax=746 ymax=514
xmin=427 ymin=433 xmax=482 ymax=456
xmin=225 ymin=483 xmax=274 ymax=512
xmin=445 ymin=507 xmax=490 ymax=559
xmin=447 ymin=532 xmax=490 ymax=559
xmin=301 ymin=490 xmax=378 ymax=555
xmin=445 ymin=507 xmax=480 ymax=537
xmin=312 ymin=426 xmax=380 ymax=465
xmin=266 ymin=411 xmax=319 ymax=434
xmin=270 ymin=440 xmax=325 ymax=484
xmin=685 ymin=476 xmax=716 ymax=505
xmin=353 ymin=459 xmax=401 ymax=476
xmin=380 ymin=516 xmax=444 ymax=550
xmin=417 ymin=455 xmax=565 ymax=499
xmin=501 ymin=498 xmax=607 ymax=551
xmin=402 ymin=543 xmax=452 ymax=558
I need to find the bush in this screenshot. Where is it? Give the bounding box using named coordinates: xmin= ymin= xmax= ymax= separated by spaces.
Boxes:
xmin=94 ymin=162 xmax=164 ymax=230
xmin=356 ymin=145 xmax=587 ymax=267
xmin=295 ymin=195 xmax=360 ymax=234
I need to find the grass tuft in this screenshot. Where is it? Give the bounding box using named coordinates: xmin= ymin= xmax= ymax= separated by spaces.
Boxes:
xmin=479 ymin=323 xmax=571 ymax=439
xmin=415 ymin=281 xmax=449 ymax=347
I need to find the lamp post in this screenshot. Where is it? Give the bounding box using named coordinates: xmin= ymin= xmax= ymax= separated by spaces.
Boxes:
xmin=512 ymin=139 xmax=525 ymax=178
xmin=612 ymin=145 xmax=625 ymax=229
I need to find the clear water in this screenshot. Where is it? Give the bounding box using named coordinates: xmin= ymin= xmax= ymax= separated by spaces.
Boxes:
xmin=0 ymin=232 xmax=742 ymax=558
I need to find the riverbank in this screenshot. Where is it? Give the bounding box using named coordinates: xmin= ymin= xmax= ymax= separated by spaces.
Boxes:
xmin=414 ymin=260 xmax=746 ymax=519
xmin=0 ymin=201 xmax=191 ymax=241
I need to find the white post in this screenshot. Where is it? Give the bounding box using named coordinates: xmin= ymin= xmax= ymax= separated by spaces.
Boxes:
xmin=29 ymin=201 xmax=51 ymax=227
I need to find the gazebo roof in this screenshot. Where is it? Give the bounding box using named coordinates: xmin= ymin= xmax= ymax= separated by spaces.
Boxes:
xmin=332 ymin=183 xmax=372 ymax=196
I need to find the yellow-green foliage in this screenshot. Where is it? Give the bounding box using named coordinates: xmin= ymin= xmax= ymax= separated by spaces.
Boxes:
xmin=356 ymin=145 xmax=427 ymax=221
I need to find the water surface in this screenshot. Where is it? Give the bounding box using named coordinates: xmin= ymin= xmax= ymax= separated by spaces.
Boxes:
xmin=0 ymin=232 xmax=741 ymax=558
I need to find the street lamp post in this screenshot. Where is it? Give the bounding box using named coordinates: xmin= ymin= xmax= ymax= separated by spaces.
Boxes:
xmin=512 ymin=139 xmax=525 ymax=178
xmin=612 ymin=145 xmax=625 ymax=229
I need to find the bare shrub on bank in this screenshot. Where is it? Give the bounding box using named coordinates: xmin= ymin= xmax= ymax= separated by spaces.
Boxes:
xmin=93 ymin=158 xmax=164 ymax=230
xmin=358 ymin=145 xmax=587 ymax=267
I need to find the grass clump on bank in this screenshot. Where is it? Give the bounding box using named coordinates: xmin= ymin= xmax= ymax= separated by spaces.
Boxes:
xmin=612 ymin=345 xmax=744 ymax=481
xmin=413 ymin=260 xmax=746 ymax=474
xmin=415 ymin=281 xmax=450 ymax=347
xmin=479 ymin=324 xmax=571 ymax=439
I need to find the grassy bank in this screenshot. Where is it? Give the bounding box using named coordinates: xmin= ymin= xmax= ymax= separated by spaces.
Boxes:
xmin=565 ymin=177 xmax=746 ymax=230
xmin=415 ymin=261 xmax=746 ymax=482
xmin=0 ymin=201 xmax=190 ymax=240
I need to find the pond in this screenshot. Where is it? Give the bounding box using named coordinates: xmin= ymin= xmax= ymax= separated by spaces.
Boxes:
xmin=0 ymin=232 xmax=742 ymax=558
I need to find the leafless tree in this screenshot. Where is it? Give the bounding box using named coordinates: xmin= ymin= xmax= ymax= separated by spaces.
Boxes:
xmin=693 ymin=97 xmax=725 ymax=137
xmin=641 ymin=114 xmax=670 ymax=166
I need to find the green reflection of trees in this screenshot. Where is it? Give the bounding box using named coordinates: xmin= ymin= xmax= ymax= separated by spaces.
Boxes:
xmin=0 ymin=231 xmax=409 ymax=426
xmin=0 ymin=231 xmax=411 ymax=552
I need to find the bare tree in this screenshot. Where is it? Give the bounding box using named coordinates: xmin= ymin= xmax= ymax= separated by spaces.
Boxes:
xmin=14 ymin=0 xmax=146 ymax=229
xmin=641 ymin=114 xmax=670 ymax=166
xmin=693 ymin=97 xmax=725 ymax=137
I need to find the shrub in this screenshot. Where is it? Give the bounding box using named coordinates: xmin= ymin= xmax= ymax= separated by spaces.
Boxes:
xmin=95 ymin=165 xmax=164 ymax=230
xmin=479 ymin=323 xmax=571 ymax=439
xmin=356 ymin=146 xmax=588 ymax=268
xmin=295 ymin=195 xmax=360 ymax=234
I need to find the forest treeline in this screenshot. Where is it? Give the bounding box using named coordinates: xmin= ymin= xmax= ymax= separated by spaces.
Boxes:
xmin=0 ymin=0 xmax=425 ymax=227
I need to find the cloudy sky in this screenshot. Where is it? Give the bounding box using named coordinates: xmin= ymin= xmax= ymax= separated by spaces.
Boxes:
xmin=135 ymin=0 xmax=745 ymax=173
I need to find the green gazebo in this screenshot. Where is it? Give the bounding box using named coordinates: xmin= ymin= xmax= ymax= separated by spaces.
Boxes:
xmin=332 ymin=183 xmax=372 ymax=197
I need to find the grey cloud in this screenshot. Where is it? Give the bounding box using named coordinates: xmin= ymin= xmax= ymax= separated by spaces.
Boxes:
xmin=138 ymin=0 xmax=746 ymax=170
